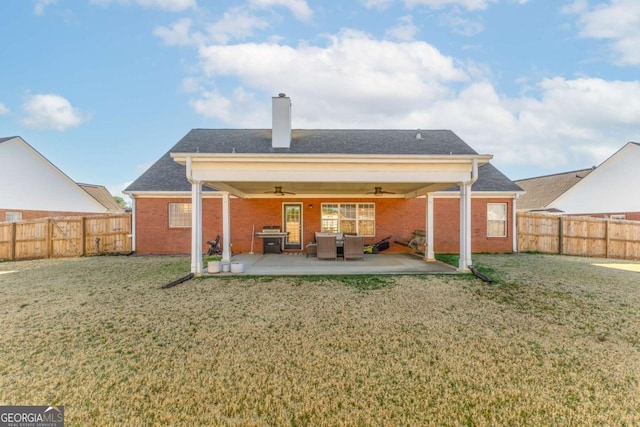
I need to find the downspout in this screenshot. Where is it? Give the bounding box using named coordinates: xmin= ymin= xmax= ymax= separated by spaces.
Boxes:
xmin=512 ymin=193 xmax=520 ymax=253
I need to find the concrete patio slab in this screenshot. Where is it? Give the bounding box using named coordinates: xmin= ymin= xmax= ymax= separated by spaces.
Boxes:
xmin=210 ymin=252 xmax=458 ymax=276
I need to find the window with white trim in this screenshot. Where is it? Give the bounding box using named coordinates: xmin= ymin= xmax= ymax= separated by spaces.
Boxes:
xmin=321 ymin=203 xmax=375 ymax=236
xmin=5 ymin=212 xmax=22 ymax=222
xmin=487 ymin=203 xmax=507 ymax=237
xmin=168 ymin=203 xmax=191 ymax=228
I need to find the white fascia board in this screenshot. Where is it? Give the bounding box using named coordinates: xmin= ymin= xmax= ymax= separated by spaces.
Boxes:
xmin=125 ymin=191 xmax=224 ymax=199
xmin=432 ymin=191 xmax=524 ymax=199
xmin=172 ymin=153 xmax=492 ymax=184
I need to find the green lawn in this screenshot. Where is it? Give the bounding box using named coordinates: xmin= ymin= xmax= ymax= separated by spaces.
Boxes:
xmin=1 ymin=254 xmax=639 ymax=426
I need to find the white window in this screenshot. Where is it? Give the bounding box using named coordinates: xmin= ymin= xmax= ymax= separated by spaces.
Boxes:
xmin=487 ymin=203 xmax=507 ymax=237
xmin=168 ymin=203 xmax=191 ymax=228
xmin=5 ymin=212 xmax=22 ymax=222
xmin=321 ymin=203 xmax=375 ymax=236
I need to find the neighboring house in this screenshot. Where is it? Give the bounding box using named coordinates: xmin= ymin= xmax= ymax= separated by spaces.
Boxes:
xmin=125 ymin=94 xmax=523 ymax=273
xmin=515 ymin=168 xmax=595 ymax=213
xmin=0 ymin=136 xmax=124 ymax=221
xmin=515 ymin=142 xmax=640 ymax=220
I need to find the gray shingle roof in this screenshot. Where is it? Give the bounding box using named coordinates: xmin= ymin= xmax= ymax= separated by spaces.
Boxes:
xmin=445 ymin=163 xmax=524 ymax=193
xmin=514 ymin=168 xmax=594 ymax=210
xmin=0 ymin=136 xmax=18 ymax=144
xmin=169 ymin=129 xmax=479 ymax=155
xmin=126 ymin=129 xmax=518 ymax=193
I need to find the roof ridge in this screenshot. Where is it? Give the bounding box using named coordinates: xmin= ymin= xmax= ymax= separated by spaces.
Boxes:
xmin=515 ymin=167 xmax=595 ymax=182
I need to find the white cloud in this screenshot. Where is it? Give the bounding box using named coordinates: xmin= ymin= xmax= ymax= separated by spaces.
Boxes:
xmin=190 ymin=87 xmax=265 ymax=125
xmin=405 ymin=0 xmax=497 ymax=11
xmin=0 ymin=103 xmax=10 ymax=115
xmin=386 ymin=15 xmax=419 ymax=41
xmin=361 ymin=0 xmax=395 ymax=9
xmin=90 ymin=0 xmax=196 ymax=12
xmin=439 ymin=8 xmax=485 ymax=35
xmin=185 ymin=29 xmax=640 ymax=172
xmin=249 ymin=0 xmax=313 ymax=20
xmin=154 ymin=18 xmax=202 ymax=46
xmin=34 ymin=0 xmax=56 ymax=15
xmin=207 ymin=8 xmax=270 ymax=44
xmin=568 ymin=0 xmax=640 ymax=65
xmin=154 ymin=10 xmax=271 ymax=46
xmin=21 ymin=94 xmax=89 ymax=131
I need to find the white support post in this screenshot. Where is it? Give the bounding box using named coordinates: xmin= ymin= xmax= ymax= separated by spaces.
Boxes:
xmin=426 ymin=193 xmax=435 ymax=261
xmin=464 ymin=181 xmax=472 ymax=267
xmin=512 ymin=194 xmax=519 ymax=253
xmin=191 ymin=181 xmax=203 ymax=276
xmin=130 ymin=197 xmax=136 ymax=252
xmin=221 ymin=192 xmax=231 ymax=262
xmin=458 ymin=182 xmax=471 ymax=271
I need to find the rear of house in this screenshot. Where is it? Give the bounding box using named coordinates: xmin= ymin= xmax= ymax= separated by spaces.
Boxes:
xmin=125 ymin=95 xmax=522 ymax=270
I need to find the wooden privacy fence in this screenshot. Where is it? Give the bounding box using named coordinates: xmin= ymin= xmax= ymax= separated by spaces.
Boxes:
xmin=0 ymin=214 xmax=131 ymax=261
xmin=518 ymin=212 xmax=640 ymax=260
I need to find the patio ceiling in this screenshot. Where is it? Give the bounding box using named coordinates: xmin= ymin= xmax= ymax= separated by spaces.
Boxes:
xmin=171 ymin=152 xmax=493 ymax=199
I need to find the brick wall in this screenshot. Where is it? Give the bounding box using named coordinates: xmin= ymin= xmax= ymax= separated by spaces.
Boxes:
xmin=0 ymin=209 xmax=109 ymax=222
xmin=133 ymin=196 xmax=515 ymax=255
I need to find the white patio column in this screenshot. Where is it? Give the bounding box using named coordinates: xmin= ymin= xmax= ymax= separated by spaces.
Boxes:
xmin=464 ymin=181 xmax=473 ymax=267
xmin=458 ymin=182 xmax=471 ymax=271
xmin=512 ymin=194 xmax=519 ymax=253
xmin=191 ymin=180 xmax=203 ymax=276
xmin=426 ymin=193 xmax=435 ymax=261
xmin=221 ymin=191 xmax=231 ymax=262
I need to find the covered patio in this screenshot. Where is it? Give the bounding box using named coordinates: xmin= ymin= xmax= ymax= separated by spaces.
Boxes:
xmin=211 ymin=252 xmax=458 ymax=276
xmin=167 ymin=94 xmax=495 ymax=276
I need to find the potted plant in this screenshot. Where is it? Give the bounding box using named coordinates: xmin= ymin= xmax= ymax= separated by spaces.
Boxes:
xmin=204 ymin=256 xmax=222 ymax=273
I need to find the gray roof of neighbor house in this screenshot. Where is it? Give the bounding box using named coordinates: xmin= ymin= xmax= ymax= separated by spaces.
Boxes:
xmin=126 ymin=129 xmax=520 ymax=193
xmin=78 ymin=183 xmax=124 ymax=212
xmin=514 ymin=168 xmax=595 ymax=211
xmin=0 ymin=136 xmax=19 ymax=143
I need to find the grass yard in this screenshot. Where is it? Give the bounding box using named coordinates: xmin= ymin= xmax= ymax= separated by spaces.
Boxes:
xmin=1 ymin=254 xmax=639 ymax=426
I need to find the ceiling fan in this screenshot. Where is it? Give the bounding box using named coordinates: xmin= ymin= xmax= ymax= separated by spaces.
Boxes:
xmin=366 ymin=186 xmax=396 ymax=196
xmin=265 ymin=186 xmax=296 ymax=196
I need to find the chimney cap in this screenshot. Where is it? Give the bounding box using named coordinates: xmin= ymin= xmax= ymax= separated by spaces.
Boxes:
xmin=278 ymin=93 xmax=287 ymax=97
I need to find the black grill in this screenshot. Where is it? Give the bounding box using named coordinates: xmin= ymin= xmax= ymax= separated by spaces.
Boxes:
xmin=262 ymin=226 xmax=282 ymax=254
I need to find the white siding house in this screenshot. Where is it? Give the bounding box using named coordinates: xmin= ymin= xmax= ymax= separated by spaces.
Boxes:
xmin=549 ymin=142 xmax=640 ymax=215
xmin=0 ymin=136 xmax=120 ymax=218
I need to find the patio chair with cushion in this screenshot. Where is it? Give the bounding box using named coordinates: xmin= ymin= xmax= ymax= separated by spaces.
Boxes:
xmin=316 ymin=235 xmax=337 ymax=260
xmin=343 ymin=235 xmax=364 ymax=261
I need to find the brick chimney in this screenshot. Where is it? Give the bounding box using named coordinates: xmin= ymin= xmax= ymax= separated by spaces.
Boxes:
xmin=272 ymin=93 xmax=291 ymax=149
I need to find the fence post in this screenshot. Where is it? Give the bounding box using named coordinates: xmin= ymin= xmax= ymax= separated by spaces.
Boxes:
xmin=605 ymin=218 xmax=610 ymax=259
xmin=558 ymin=216 xmax=564 ymax=255
xmin=81 ymin=216 xmax=87 ymax=256
xmin=10 ymin=222 xmax=16 ymax=261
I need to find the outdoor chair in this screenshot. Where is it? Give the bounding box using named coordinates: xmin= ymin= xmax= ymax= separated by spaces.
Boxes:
xmin=343 ymin=235 xmax=364 ymax=261
xmin=305 ymin=242 xmax=317 ymax=258
xmin=316 ymin=235 xmax=337 ymax=260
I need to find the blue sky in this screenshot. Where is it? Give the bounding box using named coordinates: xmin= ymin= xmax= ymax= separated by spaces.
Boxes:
xmin=1 ymin=0 xmax=639 ymax=201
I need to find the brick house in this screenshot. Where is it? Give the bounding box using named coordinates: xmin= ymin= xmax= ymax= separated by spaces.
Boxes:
xmin=125 ymin=94 xmax=523 ymax=274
